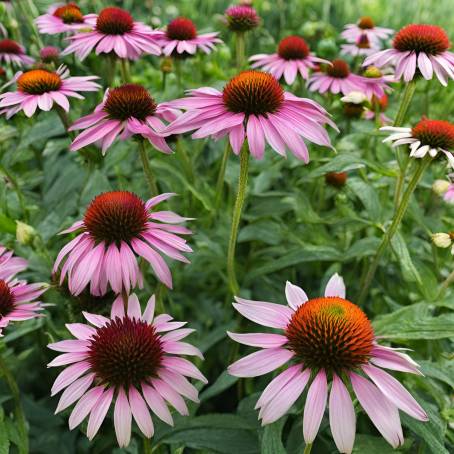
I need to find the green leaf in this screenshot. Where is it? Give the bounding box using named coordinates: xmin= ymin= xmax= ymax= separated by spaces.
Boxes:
xmin=347 ymin=177 xmax=382 ymax=221
xmin=352 ymin=434 xmax=401 ymax=453
xmin=261 ymin=419 xmax=287 ymax=454
xmin=200 ymin=371 xmax=238 ymax=402
xmin=418 ymin=361 xmax=454 ymax=389
xmin=390 ymin=232 xmax=422 ymax=285
xmin=0 ymin=213 xmax=16 ymax=234
xmin=238 ymin=220 xmax=283 ymax=245
xmin=401 ymin=399 xmax=448 ymax=454
xmin=373 ymin=304 xmax=454 ymax=340
xmin=308 ymin=153 xmax=366 ymax=178
xmin=0 ymin=408 xmax=10 ymax=454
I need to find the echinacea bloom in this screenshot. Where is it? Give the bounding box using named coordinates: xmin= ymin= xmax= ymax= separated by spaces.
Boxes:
xmin=0 ymin=65 xmax=100 ymax=118
xmin=62 ymin=7 xmax=162 ymax=61
xmin=163 ymin=70 xmax=336 ymax=162
xmin=0 ymin=39 xmax=34 ymax=66
xmin=225 ymin=5 xmax=260 ymax=33
xmin=69 ymin=84 xmax=179 ymax=154
xmin=35 ymin=3 xmax=95 ymax=35
xmin=48 ymin=293 xmax=206 ymax=447
xmin=0 ymin=246 xmax=47 ymax=335
xmin=341 ymin=33 xmax=378 ymax=57
xmin=341 ymin=16 xmax=393 ymax=46
xmin=159 ymin=17 xmax=221 ymax=57
xmin=53 ymin=191 xmax=192 ymax=296
xmin=382 ymin=118 xmax=454 ymax=167
xmin=228 ymin=274 xmax=428 ymax=452
xmin=40 ymin=46 xmax=60 ymax=64
xmin=364 ymin=24 xmax=454 ymax=86
xmin=360 ymin=66 xmax=394 ymax=101
xmin=307 ymin=59 xmax=366 ymax=96
xmin=249 ymin=35 xmax=329 ymax=84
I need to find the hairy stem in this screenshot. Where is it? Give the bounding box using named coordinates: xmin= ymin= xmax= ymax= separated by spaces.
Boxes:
xmin=235 ymin=32 xmax=245 ymax=71
xmin=138 ymin=140 xmax=159 ymax=197
xmin=215 ymin=140 xmax=231 ymax=210
xmin=358 ymin=157 xmax=431 ymax=305
xmin=227 ymin=144 xmax=249 ymax=295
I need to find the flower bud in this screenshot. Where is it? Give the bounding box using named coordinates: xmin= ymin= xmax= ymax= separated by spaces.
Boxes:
xmin=16 ymin=221 xmax=37 ymax=245
xmin=160 ymin=56 xmax=173 ymax=74
xmin=364 ymin=66 xmax=382 ymax=78
xmin=431 ymin=233 xmax=452 ymax=248
xmin=341 ymin=91 xmax=367 ymax=104
xmin=432 ymin=179 xmax=450 ymax=196
xmin=325 ymin=172 xmax=348 ymax=188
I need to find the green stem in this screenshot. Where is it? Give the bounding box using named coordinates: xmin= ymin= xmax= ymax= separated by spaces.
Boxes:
xmin=0 ymin=164 xmax=28 ymax=222
xmin=357 ymin=157 xmax=431 ymax=305
xmin=235 ymin=32 xmax=245 ymax=71
xmin=120 ymin=58 xmax=131 ymax=83
xmin=174 ymin=59 xmax=182 ymax=93
xmin=0 ymin=353 xmax=28 ymax=454
xmin=176 ymin=137 xmax=194 ymax=182
xmin=106 ymin=55 xmax=117 ymax=87
xmin=138 ymin=140 xmax=159 ymax=196
xmin=56 ymin=107 xmax=71 ymax=132
xmin=393 ymin=80 xmax=417 ymax=205
xmin=215 ymin=140 xmax=230 ymax=210
xmin=303 ymin=442 xmax=313 ymax=454
xmin=143 ymin=436 xmax=152 ymax=454
xmin=227 ymin=144 xmax=249 ymax=295
xmin=437 ymin=269 xmax=454 ymax=299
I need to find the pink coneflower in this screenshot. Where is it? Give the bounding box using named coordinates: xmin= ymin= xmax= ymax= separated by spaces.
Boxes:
xmin=0 ymin=245 xmax=27 ymax=280
xmin=364 ymin=24 xmax=454 ymax=86
xmin=48 ymin=293 xmax=206 ymax=447
xmin=341 ymin=16 xmax=393 ymax=46
xmin=225 ymin=6 xmax=260 ymax=33
xmin=0 ymin=65 xmax=100 ymax=119
xmin=62 ymin=7 xmax=162 ymax=61
xmin=69 ymin=84 xmax=178 ymax=154
xmin=360 ymin=66 xmax=394 ymax=101
xmin=444 ymin=183 xmax=454 ymax=203
xmin=0 ymin=39 xmax=34 ymax=67
xmin=35 ymin=3 xmax=95 ymax=35
xmin=307 ymin=59 xmax=366 ymax=96
xmin=249 ymin=36 xmax=329 ymax=84
xmin=53 ymin=191 xmax=192 ymax=296
xmin=159 ymin=17 xmax=221 ymax=57
xmin=364 ymin=94 xmax=392 ymax=125
xmin=163 ymin=70 xmax=336 ymax=161
xmin=341 ymin=33 xmax=378 ymax=57
xmin=382 ymin=118 xmax=454 ymax=166
xmin=40 ymin=46 xmax=60 ymax=64
xmin=228 ymin=274 xmax=428 ymax=451
xmin=0 ymin=246 xmax=47 ymax=335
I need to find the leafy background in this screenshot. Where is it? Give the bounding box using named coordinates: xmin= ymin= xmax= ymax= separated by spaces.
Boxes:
xmin=0 ymin=0 xmax=453 ymax=452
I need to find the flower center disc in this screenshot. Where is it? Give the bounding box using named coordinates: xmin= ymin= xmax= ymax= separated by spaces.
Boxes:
xmin=0 ymin=39 xmax=22 ymax=55
xmin=394 ymin=24 xmax=450 ymax=55
xmin=88 ymin=317 xmax=163 ymax=388
xmin=223 ymin=70 xmax=284 ymax=115
xmin=278 ymin=36 xmax=310 ymax=60
xmin=225 ymin=6 xmax=259 ymax=32
xmin=358 ymin=16 xmax=375 ymax=29
xmin=0 ymin=280 xmax=14 ymax=319
xmin=103 ymin=84 xmax=157 ymax=121
xmin=326 ymin=59 xmax=350 ymax=78
xmin=285 ymin=297 xmax=374 ymax=373
xmin=53 ymin=3 xmax=84 ymax=24
xmin=84 ymin=191 xmax=148 ymax=245
xmin=17 ymin=70 xmax=62 ymax=94
xmin=412 ymin=119 xmax=454 ymax=150
xmin=357 ymin=34 xmax=371 ymax=49
xmin=166 ymin=17 xmax=197 ymax=41
xmin=96 ymin=7 xmax=134 ymax=35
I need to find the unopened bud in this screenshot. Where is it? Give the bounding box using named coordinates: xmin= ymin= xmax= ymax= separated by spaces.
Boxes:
xmin=160 ymin=57 xmax=173 ymax=74
xmin=325 ymin=172 xmax=348 ymax=188
xmin=432 ymin=179 xmax=450 ymax=196
xmin=431 ymin=233 xmax=452 ymax=248
xmin=16 ymin=221 xmax=36 ymax=245
xmin=364 ymin=66 xmax=382 ymax=78
xmin=341 ymin=91 xmax=367 ymax=105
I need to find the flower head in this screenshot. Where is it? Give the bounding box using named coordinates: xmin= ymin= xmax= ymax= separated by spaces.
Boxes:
xmin=0 ymin=246 xmax=47 ymax=335
xmin=163 ymin=70 xmax=336 ymax=162
xmin=39 ymin=46 xmax=60 ymax=64
xmin=364 ymin=24 xmax=454 ymax=86
xmin=159 ymin=17 xmax=222 ymax=57
xmin=359 ymin=66 xmax=394 ymax=101
xmin=341 ymin=16 xmax=393 ymax=46
xmin=225 ymin=6 xmax=260 ymax=33
xmin=0 ymin=39 xmax=34 ymax=67
xmin=308 ymin=59 xmax=367 ymax=96
xmin=341 ymin=33 xmax=379 ymax=57
xmin=53 ymin=191 xmax=192 ymax=296
xmin=62 ymin=6 xmax=162 ymax=61
xmin=228 ymin=274 xmax=428 ymax=452
xmin=249 ymin=35 xmax=329 ymax=84
xmin=431 ymin=232 xmax=454 ymax=251
xmin=69 ymin=84 xmax=179 ymax=154
xmin=0 ymin=65 xmax=100 ymax=118
xmin=382 ymin=118 xmax=454 ymax=167
xmin=325 ymin=171 xmax=348 ymax=188
xmin=35 ymin=3 xmax=94 ymax=35
xmin=48 ymin=293 xmax=206 ymax=447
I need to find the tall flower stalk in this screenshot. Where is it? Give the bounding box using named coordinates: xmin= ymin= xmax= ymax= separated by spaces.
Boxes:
xmin=227 ymin=144 xmax=249 ymax=294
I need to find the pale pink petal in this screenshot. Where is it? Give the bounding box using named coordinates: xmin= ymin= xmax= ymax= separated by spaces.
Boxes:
xmin=69 ymin=385 xmax=105 ymax=430
xmin=142 ymin=383 xmax=174 ymax=426
xmin=87 ymin=387 xmax=114 ymax=440
xmin=285 ymin=281 xmax=308 ymax=310
xmin=114 ymin=388 xmax=132 ymax=448
xmin=227 ymin=331 xmax=288 ymax=348
xmin=55 ymin=373 xmax=95 ymax=413
xmin=324 ymin=273 xmax=346 ymax=298
xmin=303 ymin=369 xmax=328 ymax=443
xmin=129 ymin=387 xmax=154 ymax=437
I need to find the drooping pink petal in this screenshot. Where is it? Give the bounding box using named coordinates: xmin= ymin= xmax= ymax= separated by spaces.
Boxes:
xmin=86 ymin=387 xmax=114 ymax=440
xmin=129 ymin=387 xmax=154 ymax=438
xmin=114 ymin=387 xmax=132 ymax=448
xmin=303 ymin=369 xmax=328 ymax=443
